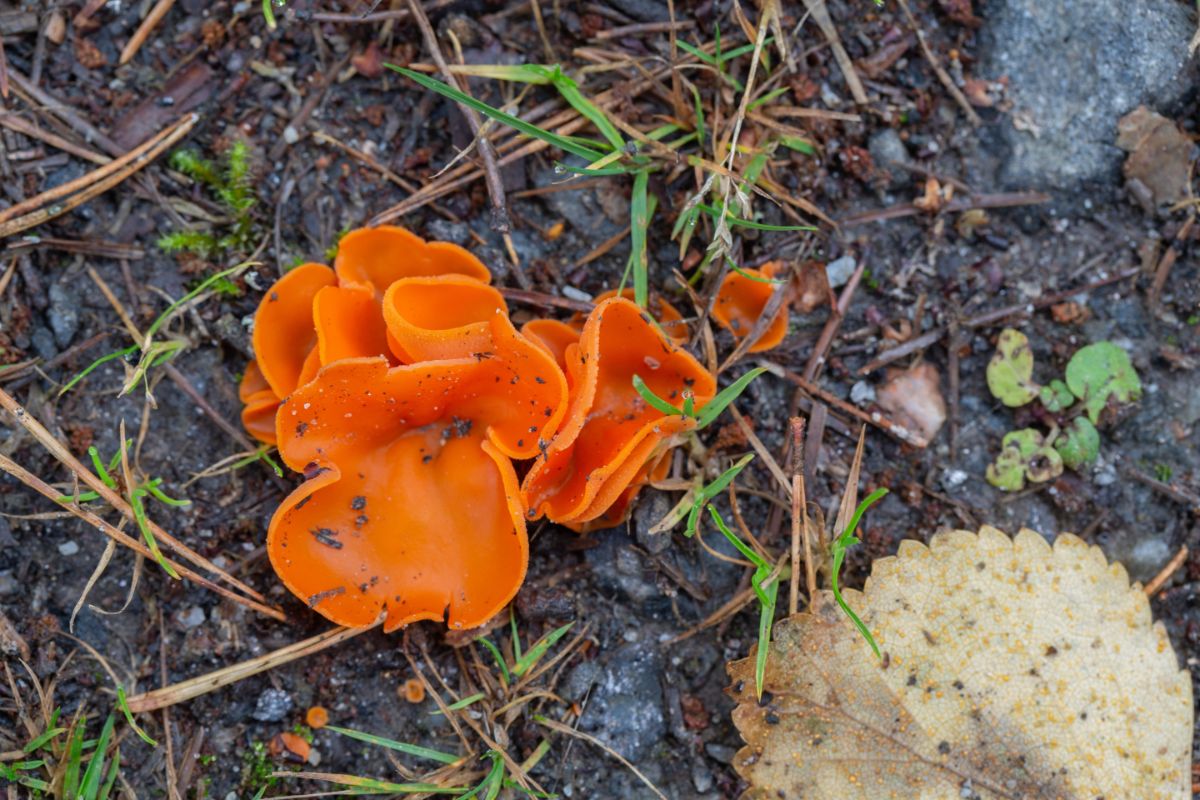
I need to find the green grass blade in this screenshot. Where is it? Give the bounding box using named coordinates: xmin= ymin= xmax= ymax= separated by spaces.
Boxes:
xmin=695 ymin=367 xmax=768 ymax=430
xmin=754 ymin=575 xmax=779 ymax=699
xmin=748 ymin=85 xmax=790 ymax=111
xmin=430 ymin=692 xmax=485 ymax=715
xmin=543 ymin=67 xmax=625 ymax=151
xmin=143 ymin=262 xmax=251 ymax=343
xmin=23 ymin=726 xmax=66 ymax=753
xmin=62 ymin=723 xmax=84 ymax=800
xmin=685 ymin=453 xmax=755 ymax=538
xmin=729 ymin=263 xmax=786 ymax=284
xmin=325 ymin=725 xmax=461 ymax=765
xmin=304 ymin=773 xmax=464 ymax=794
xmin=512 ymin=621 xmax=574 ymax=677
xmin=477 ymin=637 xmax=511 ymax=685
xmin=130 ymin=491 xmax=181 ymax=579
xmin=830 ymin=488 xmax=889 ymax=658
xmin=98 ymin=747 xmax=120 ymax=800
xmin=58 ymin=345 xmax=139 ymax=397
xmin=696 ymin=204 xmax=814 ymax=232
xmin=632 ymin=375 xmax=683 ymax=417
xmin=629 ymin=169 xmax=652 ymax=308
xmin=707 ymin=506 xmax=766 ymax=569
xmin=78 ymin=714 xmax=115 ymax=800
xmin=386 ymin=65 xmax=607 ymax=162
xmin=117 ymin=686 xmax=158 ymax=747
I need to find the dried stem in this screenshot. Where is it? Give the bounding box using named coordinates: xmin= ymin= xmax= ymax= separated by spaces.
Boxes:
xmin=125 ymin=623 xmax=380 ymax=713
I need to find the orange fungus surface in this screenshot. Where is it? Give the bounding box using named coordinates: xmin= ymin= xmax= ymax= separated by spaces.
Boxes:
xmin=241 ymin=226 xmax=717 ymax=631
xmin=712 ymin=261 xmax=789 ymax=353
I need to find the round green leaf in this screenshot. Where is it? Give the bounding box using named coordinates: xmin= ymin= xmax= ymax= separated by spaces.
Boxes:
xmin=987 ymin=328 xmax=1040 ymax=407
xmin=1065 ymin=342 xmax=1142 ymax=423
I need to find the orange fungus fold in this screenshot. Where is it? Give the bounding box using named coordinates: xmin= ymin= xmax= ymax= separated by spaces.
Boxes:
xmin=712 ymin=261 xmax=790 ymax=353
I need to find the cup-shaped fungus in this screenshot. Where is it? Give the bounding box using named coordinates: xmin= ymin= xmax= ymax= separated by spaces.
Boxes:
xmin=270 ymin=305 xmax=567 ymax=631
xmin=522 ymin=297 xmax=716 ymax=530
xmin=711 ymin=261 xmax=789 ymax=353
xmin=239 ymin=227 xmax=494 ymax=444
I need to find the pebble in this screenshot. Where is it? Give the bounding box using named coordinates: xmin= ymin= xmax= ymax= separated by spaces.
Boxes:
xmin=850 ymin=380 xmax=876 ymax=405
xmin=176 ymin=606 xmax=206 ymax=630
xmin=825 ymin=256 xmax=856 ymax=288
xmin=58 ymin=541 xmax=79 ymax=556
xmin=252 ymin=687 xmax=293 ymax=722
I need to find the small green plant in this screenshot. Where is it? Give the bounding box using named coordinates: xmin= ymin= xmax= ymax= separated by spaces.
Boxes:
xmin=57 ymin=441 xmax=189 ymax=579
xmin=985 ymin=329 xmax=1142 ymax=491
xmin=829 ymin=488 xmax=888 ymax=658
xmin=159 ymin=141 xmax=257 ymax=262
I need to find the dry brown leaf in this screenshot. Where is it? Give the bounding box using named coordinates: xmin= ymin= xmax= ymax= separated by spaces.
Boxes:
xmin=729 ymin=526 xmax=1192 ymax=799
xmin=1117 ymin=106 xmax=1193 ymax=212
xmin=876 ymin=362 xmax=946 ymax=445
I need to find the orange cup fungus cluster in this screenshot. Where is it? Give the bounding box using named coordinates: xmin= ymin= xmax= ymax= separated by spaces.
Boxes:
xmin=240 ymin=226 xmax=715 ymax=632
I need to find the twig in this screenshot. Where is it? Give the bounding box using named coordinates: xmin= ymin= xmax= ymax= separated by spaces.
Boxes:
xmin=593 ymin=20 xmax=696 ymax=39
xmin=896 ymin=0 xmax=981 ymax=127
xmin=769 ymin=365 xmax=931 ymax=448
xmin=0 ymin=453 xmax=283 ymax=620
xmin=0 ymin=114 xmax=197 ymax=238
xmin=837 ymin=190 xmax=1049 ymax=227
xmin=119 ymin=0 xmax=176 ymax=65
xmin=798 ymin=0 xmax=867 ymax=104
xmin=1127 ymin=469 xmax=1200 ymax=514
xmin=267 ymin=55 xmax=348 ymax=162
xmin=0 ymin=384 xmax=275 ymax=607
xmin=730 ymin=404 xmax=792 ymax=500
xmin=803 ymin=256 xmax=866 ymax=382
xmin=857 ymin=268 xmax=1142 ymax=374
xmin=498 ymin=287 xmax=594 ymax=313
xmin=536 ymin=716 xmax=668 ymax=800
xmin=7 ymin=67 xmax=124 ymax=158
xmin=125 ymin=623 xmax=380 ymax=712
xmin=1144 ymin=545 xmax=1188 ymax=598
xmin=408 ymin=0 xmax=528 ymax=286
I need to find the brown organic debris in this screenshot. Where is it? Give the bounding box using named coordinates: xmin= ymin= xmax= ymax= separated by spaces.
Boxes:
xmin=875 ymin=362 xmax=947 ymax=445
xmin=1117 ymin=106 xmax=1193 ymax=212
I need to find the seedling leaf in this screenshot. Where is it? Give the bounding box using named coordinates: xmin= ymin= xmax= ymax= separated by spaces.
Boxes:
xmin=1065 ymin=341 xmax=1142 ymax=423
xmin=1055 ymin=416 xmax=1100 ymax=470
xmin=986 ymin=428 xmax=1063 ymax=491
xmin=986 ymin=328 xmax=1039 ymax=407
xmin=1038 ymin=378 xmax=1075 ymax=413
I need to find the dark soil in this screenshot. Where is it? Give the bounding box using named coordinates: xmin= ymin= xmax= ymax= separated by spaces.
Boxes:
xmin=0 ymin=1 xmax=1197 ymax=798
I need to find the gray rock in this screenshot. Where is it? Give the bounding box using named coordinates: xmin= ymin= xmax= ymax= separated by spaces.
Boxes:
xmin=57 ymin=541 xmax=79 ymax=556
xmin=424 ymin=219 xmax=470 ymax=246
xmin=47 ymin=283 xmax=80 ymax=349
xmin=0 ymin=571 xmax=17 ymax=596
xmin=561 ymin=660 xmax=603 ymax=704
xmin=867 ymin=128 xmax=911 ymax=190
xmin=578 ymin=642 xmax=665 ymax=761
xmin=633 ymin=492 xmax=672 ymax=555
xmin=30 ymin=326 xmax=56 ymax=361
xmin=251 ymin=687 xmax=293 ymax=722
xmin=979 ymin=0 xmax=1195 ymax=191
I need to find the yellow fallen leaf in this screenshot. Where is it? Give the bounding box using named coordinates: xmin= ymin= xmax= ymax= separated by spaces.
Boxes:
xmin=728 ymin=526 xmax=1192 ymax=799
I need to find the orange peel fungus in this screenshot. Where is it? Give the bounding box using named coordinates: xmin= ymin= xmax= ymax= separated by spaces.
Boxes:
xmin=242 ymin=227 xmax=717 ymax=630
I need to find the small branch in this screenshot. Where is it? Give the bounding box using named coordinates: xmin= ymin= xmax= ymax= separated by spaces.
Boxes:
xmin=125 ymin=623 xmax=379 ymax=712
xmin=1144 ymin=545 xmax=1188 ymax=598
xmin=0 ymin=113 xmax=197 ymax=237
xmin=798 ymin=0 xmax=867 ymax=104
xmin=896 ymin=0 xmax=981 ymax=127
xmin=119 ymin=0 xmax=176 ymax=65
